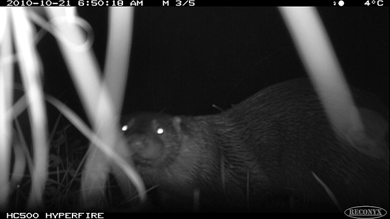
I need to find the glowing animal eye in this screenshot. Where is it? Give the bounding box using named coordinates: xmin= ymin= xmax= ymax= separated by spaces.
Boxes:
xmin=122 ymin=125 xmax=128 ymax=132
xmin=156 ymin=127 xmax=164 ymax=135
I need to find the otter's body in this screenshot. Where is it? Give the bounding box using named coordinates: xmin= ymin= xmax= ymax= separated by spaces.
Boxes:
xmin=120 ymin=79 xmax=389 ymax=212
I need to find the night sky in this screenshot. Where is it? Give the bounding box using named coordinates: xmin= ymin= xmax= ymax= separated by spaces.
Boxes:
xmin=36 ymin=7 xmax=389 ymax=127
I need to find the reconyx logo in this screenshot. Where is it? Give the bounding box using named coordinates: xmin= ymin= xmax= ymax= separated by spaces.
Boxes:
xmin=344 ymin=206 xmax=387 ymax=219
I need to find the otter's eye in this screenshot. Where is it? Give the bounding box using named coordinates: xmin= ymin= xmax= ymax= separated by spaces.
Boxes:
xmin=122 ymin=125 xmax=129 ymax=132
xmin=156 ymin=127 xmax=164 ymax=135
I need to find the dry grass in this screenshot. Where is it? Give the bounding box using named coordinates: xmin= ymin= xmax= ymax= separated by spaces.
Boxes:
xmin=0 ymin=7 xmax=377 ymax=212
xmin=0 ymin=8 xmax=145 ymax=212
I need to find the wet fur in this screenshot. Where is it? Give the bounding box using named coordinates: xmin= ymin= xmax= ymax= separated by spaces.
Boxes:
xmin=120 ymin=79 xmax=389 ymax=212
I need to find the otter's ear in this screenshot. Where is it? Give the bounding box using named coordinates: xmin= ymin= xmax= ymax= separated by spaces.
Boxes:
xmin=172 ymin=116 xmax=182 ymax=134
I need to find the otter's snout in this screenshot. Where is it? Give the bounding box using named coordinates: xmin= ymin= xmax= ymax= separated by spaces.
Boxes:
xmin=126 ymin=134 xmax=164 ymax=161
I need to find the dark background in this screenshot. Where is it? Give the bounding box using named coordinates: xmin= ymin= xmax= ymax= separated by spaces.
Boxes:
xmin=37 ymin=7 xmax=389 ymax=127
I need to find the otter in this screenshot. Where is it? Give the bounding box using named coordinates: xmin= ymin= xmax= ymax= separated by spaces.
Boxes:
xmin=119 ymin=78 xmax=389 ymax=212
